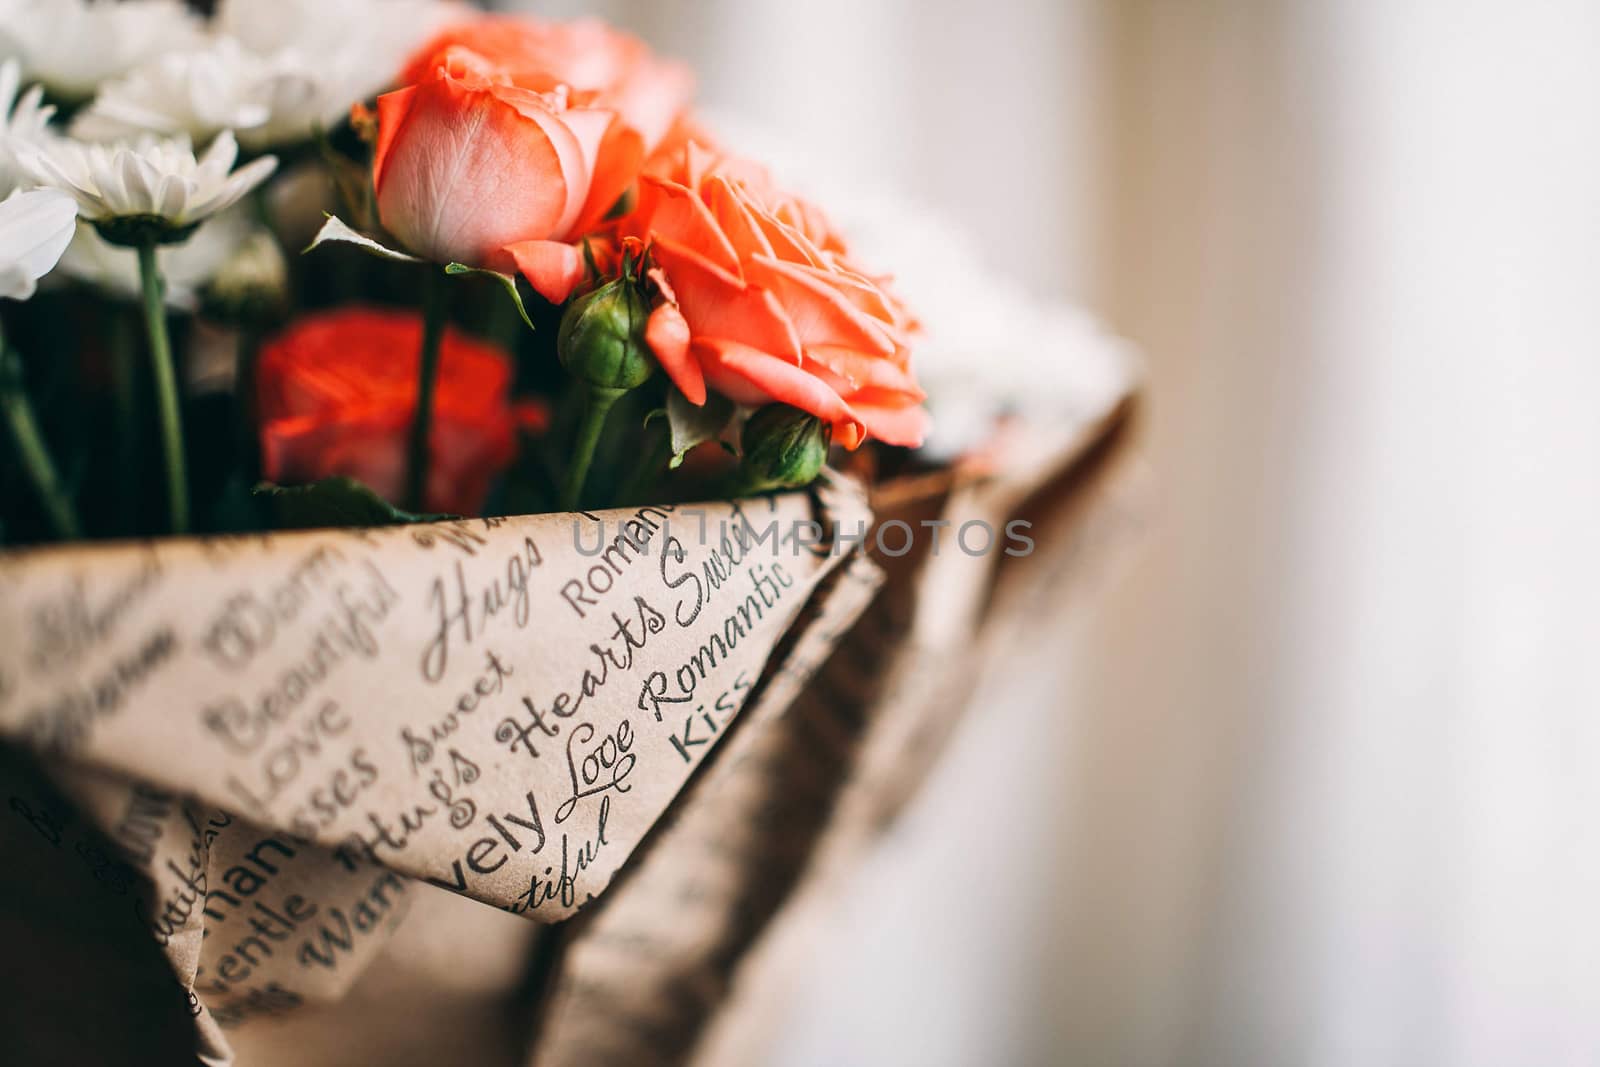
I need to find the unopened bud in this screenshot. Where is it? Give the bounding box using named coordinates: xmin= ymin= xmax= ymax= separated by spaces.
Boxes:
xmin=736 ymin=404 xmax=830 ymax=493
xmin=557 ymin=276 xmax=657 ymax=395
xmin=203 ymin=230 xmax=289 ymax=327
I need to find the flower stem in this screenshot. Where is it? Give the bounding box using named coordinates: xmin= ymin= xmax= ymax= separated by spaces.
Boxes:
xmin=405 ymin=270 xmax=449 ymax=513
xmin=559 ymin=387 xmax=623 ymax=512
xmin=108 ymin=311 xmax=139 ymax=531
xmin=616 ymin=421 xmax=674 ymax=506
xmin=0 ymin=340 xmax=80 ymax=541
xmin=136 ymin=241 xmax=188 ymax=534
xmin=235 ymin=327 xmax=261 ymax=477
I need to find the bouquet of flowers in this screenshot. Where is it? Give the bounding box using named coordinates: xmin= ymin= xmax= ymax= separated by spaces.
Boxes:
xmin=0 ymin=4 xmax=1139 ymax=1065
xmin=0 ymin=0 xmax=935 ymax=544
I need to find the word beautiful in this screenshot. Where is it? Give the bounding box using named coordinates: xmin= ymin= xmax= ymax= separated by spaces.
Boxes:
xmin=571 ymin=511 xmax=1039 ymax=562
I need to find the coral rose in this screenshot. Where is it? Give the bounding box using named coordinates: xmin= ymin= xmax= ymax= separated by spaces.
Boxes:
xmin=374 ymin=49 xmax=640 ymax=303
xmin=401 ymin=15 xmax=692 ymax=156
xmin=629 ymin=143 xmax=930 ymax=449
xmin=257 ymin=307 xmax=524 ymax=514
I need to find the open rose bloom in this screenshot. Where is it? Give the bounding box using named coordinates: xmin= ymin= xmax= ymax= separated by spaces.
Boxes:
xmin=374 ymin=46 xmax=639 ymax=303
xmin=627 ymin=141 xmax=931 ymax=449
xmin=374 ymin=16 xmax=691 ymax=304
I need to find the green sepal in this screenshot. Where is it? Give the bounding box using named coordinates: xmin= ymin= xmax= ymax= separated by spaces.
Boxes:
xmin=663 ymin=386 xmax=734 ymax=469
xmin=445 ymin=262 xmax=535 ymax=331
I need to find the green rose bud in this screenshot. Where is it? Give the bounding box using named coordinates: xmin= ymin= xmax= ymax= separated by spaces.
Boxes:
xmin=557 ymin=275 xmax=657 ymax=396
xmin=736 ymin=403 xmax=831 ymax=493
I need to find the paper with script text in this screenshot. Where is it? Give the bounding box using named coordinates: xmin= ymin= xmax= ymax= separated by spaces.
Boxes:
xmin=0 ymin=478 xmax=872 ymax=1062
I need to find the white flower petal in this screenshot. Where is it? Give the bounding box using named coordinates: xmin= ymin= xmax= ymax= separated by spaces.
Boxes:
xmin=118 ymin=151 xmax=159 ymax=216
xmin=199 ymin=129 xmax=240 ymax=176
xmin=190 ymin=152 xmax=276 ymax=220
xmin=0 ymin=0 xmax=204 ymax=101
xmin=0 ymin=187 xmax=77 ymax=300
xmin=154 ymin=172 xmax=189 ymax=220
xmin=0 ymin=57 xmax=19 ymax=111
xmin=0 ymin=264 xmax=39 ymax=301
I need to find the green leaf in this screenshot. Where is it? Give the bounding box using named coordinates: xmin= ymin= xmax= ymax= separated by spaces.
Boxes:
xmin=445 ymin=263 xmax=535 ymax=330
xmin=304 ymin=215 xmax=421 ymax=262
xmin=254 ymin=477 xmax=456 ymax=530
xmin=665 ymin=387 xmax=734 ymax=469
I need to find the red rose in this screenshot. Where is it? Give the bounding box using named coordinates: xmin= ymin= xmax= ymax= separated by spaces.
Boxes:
xmin=257 ymin=307 xmax=524 ymax=514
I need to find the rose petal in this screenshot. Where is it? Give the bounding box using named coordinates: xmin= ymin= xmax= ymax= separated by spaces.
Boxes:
xmin=697 ymin=338 xmax=855 ymax=428
xmin=503 ymin=239 xmax=585 ymax=305
xmin=645 ymin=300 xmax=703 ymax=404
xmin=649 ymin=236 xmax=801 ymax=363
xmin=571 ymin=119 xmax=644 ymax=235
xmin=746 ymin=254 xmax=897 ymax=354
xmin=376 ymin=74 xmax=571 ymax=267
xmin=638 ymin=176 xmax=741 ymax=274
xmin=372 ymin=85 xmax=418 ymax=193
xmin=845 ymin=395 xmax=931 ymax=449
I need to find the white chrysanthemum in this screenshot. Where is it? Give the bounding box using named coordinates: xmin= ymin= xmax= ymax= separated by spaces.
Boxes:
xmin=0 ymin=186 xmax=76 ymax=299
xmin=218 ymin=0 xmax=459 ymax=150
xmin=71 ymin=1 xmax=460 ymax=150
xmin=69 ymin=38 xmax=277 ymax=144
xmin=55 ymin=207 xmax=253 ymax=308
xmin=18 ymin=129 xmax=276 ymax=235
xmin=0 ymin=58 xmax=56 ymax=196
xmin=214 ymin=0 xmax=458 ymax=75
xmin=0 ymin=0 xmax=204 ymax=102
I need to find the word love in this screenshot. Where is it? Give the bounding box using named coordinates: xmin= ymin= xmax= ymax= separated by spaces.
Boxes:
xmin=554 ymin=719 xmax=634 ymax=823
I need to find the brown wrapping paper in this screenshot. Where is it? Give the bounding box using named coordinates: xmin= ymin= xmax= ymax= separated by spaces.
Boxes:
xmin=519 ymin=395 xmax=1144 ymax=1067
xmin=0 ymin=478 xmax=876 ymax=1065
xmin=693 ymin=409 xmax=1148 ymax=1067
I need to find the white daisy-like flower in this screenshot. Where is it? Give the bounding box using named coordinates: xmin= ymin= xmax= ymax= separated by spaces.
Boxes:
xmin=17 ymin=129 xmax=277 ymax=242
xmin=214 ymin=0 xmax=458 ymax=76
xmin=0 ymin=186 xmax=77 ymax=300
xmin=0 ymin=0 xmax=204 ymax=102
xmin=69 ymin=38 xmax=278 ymax=145
xmin=0 ymin=58 xmax=56 ymax=196
xmin=55 ymin=206 xmax=254 ymax=309
xmin=222 ymin=0 xmax=459 ymax=150
xmin=71 ymin=1 xmax=459 ymax=151
xmin=228 ymin=49 xmax=375 ymax=152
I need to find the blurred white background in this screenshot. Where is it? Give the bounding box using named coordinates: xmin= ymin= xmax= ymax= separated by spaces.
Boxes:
xmin=507 ymin=2 xmax=1600 ymax=1064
